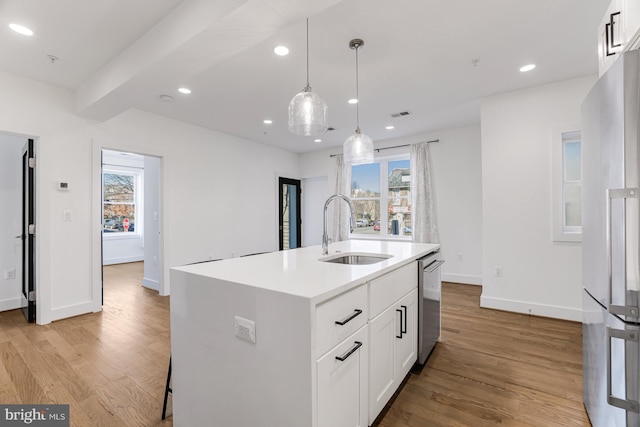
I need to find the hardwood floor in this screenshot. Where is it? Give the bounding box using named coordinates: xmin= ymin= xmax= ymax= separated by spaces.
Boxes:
xmin=375 ymin=283 xmax=589 ymax=427
xmin=0 ymin=265 xmax=588 ymax=426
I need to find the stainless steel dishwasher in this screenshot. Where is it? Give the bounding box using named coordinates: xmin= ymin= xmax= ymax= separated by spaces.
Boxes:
xmin=417 ymin=251 xmax=445 ymax=365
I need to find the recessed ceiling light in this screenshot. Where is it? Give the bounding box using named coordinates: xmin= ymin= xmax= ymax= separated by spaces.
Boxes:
xmin=159 ymin=94 xmax=174 ymax=102
xmin=314 ymin=139 xmax=322 ymax=143
xmin=263 ymin=119 xmax=273 ymax=124
xmin=385 ymin=125 xmax=395 ymax=130
xmin=178 ymin=87 xmax=191 ymax=94
xmin=274 ymin=46 xmax=289 ymax=56
xmin=348 ymin=98 xmax=358 ymax=104
xmin=9 ymin=23 xmax=33 ymax=36
xmin=520 ymin=64 xmax=536 ymax=72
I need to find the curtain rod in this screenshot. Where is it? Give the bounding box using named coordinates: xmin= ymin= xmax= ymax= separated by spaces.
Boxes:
xmin=329 ymin=139 xmax=439 ymax=157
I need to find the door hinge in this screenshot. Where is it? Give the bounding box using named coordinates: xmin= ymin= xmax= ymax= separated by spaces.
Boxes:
xmin=28 ymin=157 xmax=36 ymax=168
xmin=28 ymin=291 xmax=36 ymax=302
xmin=28 ymin=224 xmax=35 ymax=235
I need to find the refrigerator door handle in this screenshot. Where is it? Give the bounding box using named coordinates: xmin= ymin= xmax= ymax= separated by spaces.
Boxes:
xmin=607 ymin=188 xmax=640 ymax=319
xmin=607 ymin=326 xmax=640 ymax=412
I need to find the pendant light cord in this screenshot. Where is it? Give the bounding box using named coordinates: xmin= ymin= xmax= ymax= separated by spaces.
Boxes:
xmin=305 ymin=18 xmax=310 ymax=90
xmin=355 ymin=44 xmax=360 ymax=133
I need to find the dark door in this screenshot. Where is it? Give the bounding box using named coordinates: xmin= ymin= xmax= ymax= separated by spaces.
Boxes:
xmin=279 ymin=177 xmax=301 ymax=250
xmin=21 ymin=138 xmax=35 ymax=323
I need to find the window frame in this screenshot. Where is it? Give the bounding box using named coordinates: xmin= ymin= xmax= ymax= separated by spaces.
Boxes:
xmin=102 ymin=165 xmax=143 ymax=238
xmin=350 ymin=154 xmax=412 ymax=241
xmin=552 ymin=127 xmax=582 ymax=242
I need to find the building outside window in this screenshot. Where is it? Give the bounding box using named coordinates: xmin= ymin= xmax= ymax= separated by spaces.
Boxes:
xmin=102 ymin=168 xmax=141 ymax=234
xmin=350 ymin=157 xmax=411 ymax=239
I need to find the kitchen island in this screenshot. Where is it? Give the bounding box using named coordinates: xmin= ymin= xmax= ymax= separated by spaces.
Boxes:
xmin=169 ymin=239 xmax=439 ymax=427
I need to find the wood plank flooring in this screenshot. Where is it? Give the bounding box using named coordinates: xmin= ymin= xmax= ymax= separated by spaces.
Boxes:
xmin=0 ymin=264 xmax=589 ymax=426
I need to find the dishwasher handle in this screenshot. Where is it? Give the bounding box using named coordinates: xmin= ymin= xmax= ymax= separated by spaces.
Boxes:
xmin=425 ymin=259 xmax=445 ymax=273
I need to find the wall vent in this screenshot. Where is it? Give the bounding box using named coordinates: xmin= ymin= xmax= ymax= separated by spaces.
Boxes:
xmin=390 ymin=111 xmax=411 ymax=118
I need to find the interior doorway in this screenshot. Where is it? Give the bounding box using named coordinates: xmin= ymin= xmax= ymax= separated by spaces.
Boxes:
xmin=0 ymin=132 xmax=33 ymax=320
xmin=279 ymin=177 xmax=301 ymax=250
xmin=101 ymin=149 xmax=162 ymax=300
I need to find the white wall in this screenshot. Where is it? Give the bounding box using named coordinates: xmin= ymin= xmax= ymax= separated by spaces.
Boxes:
xmin=298 ymin=125 xmax=483 ymax=284
xmin=0 ymin=133 xmax=26 ymax=311
xmin=480 ymin=75 xmax=596 ymax=321
xmin=143 ymin=155 xmax=161 ymax=291
xmin=0 ymin=69 xmax=299 ymax=324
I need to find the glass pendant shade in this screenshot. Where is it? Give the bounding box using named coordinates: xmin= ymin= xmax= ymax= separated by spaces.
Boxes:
xmin=343 ymin=130 xmax=374 ymax=165
xmin=288 ymin=88 xmax=328 ymax=136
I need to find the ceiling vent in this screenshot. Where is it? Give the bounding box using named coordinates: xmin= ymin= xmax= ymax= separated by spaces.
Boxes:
xmin=390 ymin=111 xmax=411 ymax=118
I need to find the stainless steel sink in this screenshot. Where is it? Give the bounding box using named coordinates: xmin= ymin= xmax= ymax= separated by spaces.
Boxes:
xmin=320 ymin=253 xmax=392 ymax=265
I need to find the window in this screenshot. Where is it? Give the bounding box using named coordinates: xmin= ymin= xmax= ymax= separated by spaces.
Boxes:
xmin=102 ymin=167 xmax=142 ymax=234
xmin=552 ymin=129 xmax=582 ymax=242
xmin=351 ymin=157 xmax=411 ymax=239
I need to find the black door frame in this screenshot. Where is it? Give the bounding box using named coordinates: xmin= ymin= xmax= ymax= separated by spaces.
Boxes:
xmin=279 ymin=177 xmax=302 ymax=250
xmin=21 ymin=138 xmax=35 ymax=323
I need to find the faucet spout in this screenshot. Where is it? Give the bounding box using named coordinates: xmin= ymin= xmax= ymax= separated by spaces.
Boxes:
xmin=322 ymin=194 xmax=356 ymax=255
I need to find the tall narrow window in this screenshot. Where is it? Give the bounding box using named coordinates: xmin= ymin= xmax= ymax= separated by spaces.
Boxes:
xmin=552 ymin=128 xmax=582 ymax=242
xmin=351 ymin=156 xmax=411 ymax=239
xmin=563 ymin=132 xmax=582 ymax=233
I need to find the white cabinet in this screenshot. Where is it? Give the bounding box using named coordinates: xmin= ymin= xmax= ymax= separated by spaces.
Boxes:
xmin=598 ymin=0 xmax=640 ymax=76
xmin=317 ymin=326 xmax=369 ymax=427
xmin=367 ymin=262 xmax=418 ymax=424
xmin=368 ymin=289 xmax=417 ymax=423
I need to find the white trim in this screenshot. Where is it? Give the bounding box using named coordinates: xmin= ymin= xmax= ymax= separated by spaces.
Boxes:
xmin=441 ymin=273 xmax=482 ymax=285
xmin=50 ymin=301 xmax=101 ymax=321
xmin=142 ymin=277 xmax=160 ymax=291
xmin=103 ymin=255 xmax=144 ymax=266
xmin=480 ymin=294 xmax=582 ymax=322
xmin=0 ymin=297 xmax=21 ymax=312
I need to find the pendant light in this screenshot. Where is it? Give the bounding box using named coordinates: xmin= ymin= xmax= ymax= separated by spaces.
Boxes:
xmin=343 ymin=38 xmax=374 ymax=165
xmin=288 ymin=18 xmax=328 ymax=136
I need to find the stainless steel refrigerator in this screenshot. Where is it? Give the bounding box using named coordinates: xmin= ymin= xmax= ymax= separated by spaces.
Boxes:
xmin=582 ymin=49 xmax=640 ymax=427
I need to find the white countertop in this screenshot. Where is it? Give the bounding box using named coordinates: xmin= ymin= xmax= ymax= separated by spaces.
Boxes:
xmin=172 ymin=240 xmax=439 ymax=303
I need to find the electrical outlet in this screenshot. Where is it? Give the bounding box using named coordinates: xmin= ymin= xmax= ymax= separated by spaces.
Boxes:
xmin=457 ymin=252 xmax=463 ymax=261
xmin=495 ymin=266 xmax=503 ymax=277
xmin=235 ymin=316 xmax=256 ymax=343
xmin=4 ymin=269 xmax=16 ymax=280
xmin=63 ymin=210 xmax=72 ymax=221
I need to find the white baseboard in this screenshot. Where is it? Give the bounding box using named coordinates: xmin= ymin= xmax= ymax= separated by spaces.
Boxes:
xmin=142 ymin=277 xmax=160 ymax=291
xmin=0 ymin=297 xmax=21 ymax=312
xmin=441 ymin=273 xmax=482 ymax=286
xmin=50 ymin=301 xmax=101 ymax=323
xmin=480 ymin=295 xmax=582 ymax=322
xmin=103 ymin=256 xmax=144 ymax=266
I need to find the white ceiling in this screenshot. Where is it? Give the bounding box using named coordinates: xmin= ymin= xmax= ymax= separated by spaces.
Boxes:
xmin=0 ymin=0 xmax=609 ymax=153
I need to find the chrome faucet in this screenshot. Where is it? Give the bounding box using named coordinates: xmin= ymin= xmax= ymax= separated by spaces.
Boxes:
xmin=322 ymin=194 xmax=356 ymax=255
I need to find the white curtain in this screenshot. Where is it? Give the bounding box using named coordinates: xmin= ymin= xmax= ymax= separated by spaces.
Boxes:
xmin=411 ymin=142 xmax=439 ymax=243
xmin=332 ymin=154 xmax=352 ymax=242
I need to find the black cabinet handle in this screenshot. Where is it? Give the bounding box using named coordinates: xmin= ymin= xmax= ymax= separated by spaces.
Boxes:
xmin=335 ymin=309 xmax=363 ymax=325
xmin=396 ymin=309 xmax=404 ymax=338
xmin=401 ymin=305 xmax=408 ymax=334
xmin=606 ymin=11 xmax=621 ymax=56
xmin=335 ymin=341 xmax=363 ymax=361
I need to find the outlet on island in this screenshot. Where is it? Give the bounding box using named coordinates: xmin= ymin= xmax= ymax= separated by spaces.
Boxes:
xmin=234 ymin=316 xmax=256 ymax=343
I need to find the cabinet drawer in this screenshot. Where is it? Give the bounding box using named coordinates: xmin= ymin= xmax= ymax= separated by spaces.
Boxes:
xmin=369 ymin=262 xmax=417 ymax=319
xmin=315 ymin=285 xmax=368 ymax=357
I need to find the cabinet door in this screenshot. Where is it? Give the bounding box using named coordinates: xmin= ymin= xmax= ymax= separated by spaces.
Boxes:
xmin=625 ymin=0 xmax=640 ymax=49
xmin=395 ymin=288 xmax=418 ymax=379
xmin=317 ymin=326 xmax=368 ymax=427
xmin=368 ymin=303 xmax=398 ymax=422
xmin=369 ymin=288 xmax=418 ymax=423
